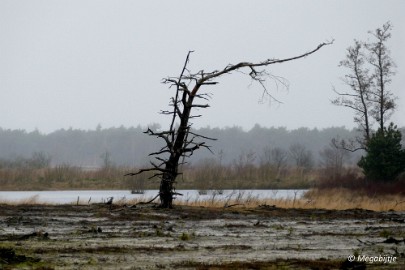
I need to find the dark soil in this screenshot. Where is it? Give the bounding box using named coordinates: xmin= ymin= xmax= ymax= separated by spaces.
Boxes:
xmin=0 ymin=204 xmax=404 ymax=269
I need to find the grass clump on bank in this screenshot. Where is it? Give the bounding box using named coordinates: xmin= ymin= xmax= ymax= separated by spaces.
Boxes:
xmin=2 ymin=187 xmax=404 ymax=211
xmin=302 ymin=188 xmax=405 ymax=211
xmin=124 ymin=187 xmax=405 ymax=211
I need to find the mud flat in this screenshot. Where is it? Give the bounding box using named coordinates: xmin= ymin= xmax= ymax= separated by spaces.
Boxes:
xmin=0 ymin=203 xmax=404 ymax=269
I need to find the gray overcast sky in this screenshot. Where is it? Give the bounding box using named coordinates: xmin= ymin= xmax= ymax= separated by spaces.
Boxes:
xmin=1 ymin=0 xmax=404 ymax=133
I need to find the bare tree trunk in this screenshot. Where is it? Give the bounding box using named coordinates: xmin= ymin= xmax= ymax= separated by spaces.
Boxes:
xmin=158 ymin=96 xmax=194 ymax=207
xmin=159 ymin=172 xmax=174 ymax=208
xmin=126 ymin=42 xmax=332 ymax=208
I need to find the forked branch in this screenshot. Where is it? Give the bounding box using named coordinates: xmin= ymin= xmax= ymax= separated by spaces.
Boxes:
xmin=126 ymin=41 xmax=333 ymax=208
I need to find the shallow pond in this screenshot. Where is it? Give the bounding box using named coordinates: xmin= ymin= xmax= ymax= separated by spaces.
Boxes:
xmin=0 ymin=189 xmax=306 ymax=204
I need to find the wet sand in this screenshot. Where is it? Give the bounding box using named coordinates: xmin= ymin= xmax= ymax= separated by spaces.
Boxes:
xmin=0 ymin=203 xmax=404 ymax=269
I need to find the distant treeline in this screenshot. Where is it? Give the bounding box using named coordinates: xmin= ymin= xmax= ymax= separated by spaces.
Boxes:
xmin=1 ymin=124 xmax=403 ymax=168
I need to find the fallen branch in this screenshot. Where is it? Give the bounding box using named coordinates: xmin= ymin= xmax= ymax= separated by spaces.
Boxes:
xmin=136 ymin=193 xmax=160 ymax=205
xmin=224 ymin=203 xmax=244 ymax=208
xmin=258 ymin=204 xmax=277 ymax=209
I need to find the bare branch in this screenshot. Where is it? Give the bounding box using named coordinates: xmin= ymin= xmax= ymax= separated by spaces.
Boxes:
xmin=189 ymin=104 xmax=210 ymax=108
xmin=191 ymin=40 xmax=334 ymax=95
xmin=331 ymin=137 xmax=365 ymax=152
xmin=187 ymin=131 xmax=217 ymax=141
xmin=126 ymin=42 xmax=332 ymax=208
xmin=124 ymin=167 xmax=163 ymax=177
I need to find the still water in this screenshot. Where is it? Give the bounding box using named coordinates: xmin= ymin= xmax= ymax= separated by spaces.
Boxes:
xmin=0 ymin=189 xmax=307 ymax=204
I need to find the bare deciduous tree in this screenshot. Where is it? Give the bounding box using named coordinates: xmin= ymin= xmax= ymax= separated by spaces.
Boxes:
xmin=126 ymin=42 xmax=332 ymax=208
xmin=332 ymin=40 xmax=373 ymax=146
xmin=319 ymin=139 xmax=350 ymax=179
xmin=332 ymin=22 xmax=396 ymax=151
xmin=365 ymin=22 xmax=396 ymax=131
xmin=271 ymin=147 xmax=289 ymax=174
xmin=261 ymin=146 xmax=288 ymax=179
xmin=233 ymin=150 xmax=257 ymax=184
xmin=288 ymin=143 xmax=314 ymax=171
xmin=100 ymin=150 xmax=113 ymax=170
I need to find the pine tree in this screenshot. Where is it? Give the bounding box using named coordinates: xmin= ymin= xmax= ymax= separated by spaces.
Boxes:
xmin=358 ymin=123 xmax=405 ymax=181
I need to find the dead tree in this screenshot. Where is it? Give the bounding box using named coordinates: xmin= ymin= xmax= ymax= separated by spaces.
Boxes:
xmin=126 ymin=42 xmax=332 ymax=208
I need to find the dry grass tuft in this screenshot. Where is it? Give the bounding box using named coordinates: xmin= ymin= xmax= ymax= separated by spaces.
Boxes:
xmin=302 ymin=188 xmax=405 ymax=211
xmin=0 ymin=194 xmax=46 ymax=205
xmin=171 ymin=188 xmax=405 ymax=211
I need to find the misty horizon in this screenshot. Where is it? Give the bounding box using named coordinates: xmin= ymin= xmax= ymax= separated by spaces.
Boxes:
xmin=1 ymin=1 xmax=404 ymax=134
xmin=0 ymin=123 xmax=374 ymax=167
xmin=0 ymin=123 xmax=369 ymax=135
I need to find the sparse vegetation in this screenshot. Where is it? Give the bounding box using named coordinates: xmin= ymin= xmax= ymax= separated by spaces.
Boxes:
xmin=2 ymin=179 xmax=405 ymax=211
xmin=180 ymin=232 xmax=192 ymax=241
xmin=0 ymin=159 xmax=319 ymax=191
xmin=90 ymin=188 xmax=405 ymax=211
xmin=303 ymin=188 xmax=405 ymax=211
xmin=1 ymin=203 xmax=403 ymax=269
